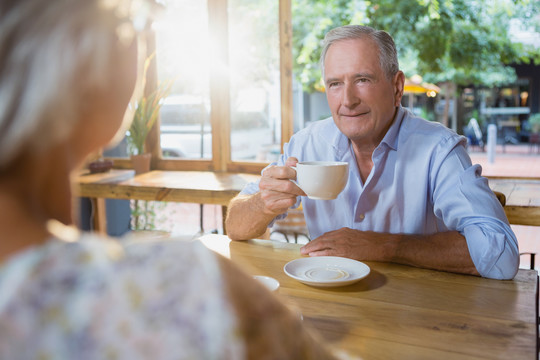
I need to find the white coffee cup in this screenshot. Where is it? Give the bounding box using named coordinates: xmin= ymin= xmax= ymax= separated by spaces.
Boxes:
xmin=253 ymin=275 xmax=280 ymax=292
xmin=292 ymin=161 xmax=349 ymax=200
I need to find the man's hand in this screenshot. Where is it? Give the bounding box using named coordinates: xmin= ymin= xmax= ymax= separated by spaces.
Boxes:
xmin=300 ymin=228 xmax=480 ymax=276
xmin=258 ymin=157 xmax=306 ymax=216
xmin=300 ymin=227 xmax=388 ymax=261
xmin=225 ymin=157 xmax=306 ymax=241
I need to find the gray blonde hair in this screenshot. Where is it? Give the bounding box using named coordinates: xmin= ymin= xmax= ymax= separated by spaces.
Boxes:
xmin=320 ymin=25 xmax=400 ymax=80
xmin=0 ymin=0 xmax=145 ymax=169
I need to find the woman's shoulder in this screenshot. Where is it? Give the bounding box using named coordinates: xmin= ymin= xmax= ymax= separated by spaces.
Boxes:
xmin=0 ymin=234 xmax=242 ymax=359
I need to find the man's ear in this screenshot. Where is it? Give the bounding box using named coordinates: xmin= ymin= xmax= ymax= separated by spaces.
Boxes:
xmin=393 ymin=71 xmax=405 ymax=107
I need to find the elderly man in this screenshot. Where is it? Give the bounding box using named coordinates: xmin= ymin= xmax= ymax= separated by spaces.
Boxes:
xmin=225 ymin=25 xmax=518 ymax=280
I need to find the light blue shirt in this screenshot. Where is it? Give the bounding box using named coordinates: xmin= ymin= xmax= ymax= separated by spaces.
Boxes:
xmin=241 ymin=107 xmax=519 ymax=280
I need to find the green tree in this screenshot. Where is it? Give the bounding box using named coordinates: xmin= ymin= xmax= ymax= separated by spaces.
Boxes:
xmin=292 ymin=0 xmax=369 ymax=92
xmin=292 ymin=0 xmax=540 ymax=92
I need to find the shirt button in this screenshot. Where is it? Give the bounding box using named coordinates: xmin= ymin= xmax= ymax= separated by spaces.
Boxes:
xmin=358 ymin=214 xmax=365 ymax=221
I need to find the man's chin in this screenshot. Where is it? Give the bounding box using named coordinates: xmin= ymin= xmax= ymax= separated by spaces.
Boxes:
xmin=335 ymin=123 xmax=371 ymax=140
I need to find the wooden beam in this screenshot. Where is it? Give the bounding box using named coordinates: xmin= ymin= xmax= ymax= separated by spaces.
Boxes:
xmin=279 ymin=0 xmax=294 ymax=148
xmin=208 ymin=0 xmax=231 ymax=172
xmin=144 ymin=28 xmax=162 ymax=169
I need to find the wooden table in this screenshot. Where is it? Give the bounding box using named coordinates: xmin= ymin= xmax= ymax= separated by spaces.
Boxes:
xmin=488 ymin=177 xmax=540 ymax=226
xmin=74 ymin=170 xmax=260 ymax=233
xmin=199 ymin=234 xmax=539 ymax=359
xmin=75 ymin=171 xmax=540 ymax=231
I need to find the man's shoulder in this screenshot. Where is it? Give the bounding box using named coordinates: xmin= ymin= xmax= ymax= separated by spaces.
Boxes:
xmin=401 ymin=111 xmax=447 ymax=133
xmin=400 ymin=111 xmax=464 ymax=146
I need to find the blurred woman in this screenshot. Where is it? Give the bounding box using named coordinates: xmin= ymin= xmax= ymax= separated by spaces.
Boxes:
xmin=0 ymin=1 xmax=337 ymax=358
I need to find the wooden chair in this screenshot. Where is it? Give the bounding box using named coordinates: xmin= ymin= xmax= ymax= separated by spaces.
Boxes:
xmin=493 ymin=190 xmax=537 ymax=270
xmin=494 ymin=190 xmax=539 ymax=352
xmin=270 ymin=206 xmax=310 ymax=244
xmin=493 ymin=190 xmax=506 ymax=206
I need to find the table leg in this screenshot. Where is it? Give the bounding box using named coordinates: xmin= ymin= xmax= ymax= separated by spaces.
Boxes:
xmin=199 ymin=204 xmax=204 ymax=233
xmin=91 ymin=197 xmax=108 ymax=234
xmin=222 ymin=205 xmax=228 ymax=235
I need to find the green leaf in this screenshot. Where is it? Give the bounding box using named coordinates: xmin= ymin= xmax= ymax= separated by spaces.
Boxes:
xmin=126 ymin=56 xmax=174 ymax=155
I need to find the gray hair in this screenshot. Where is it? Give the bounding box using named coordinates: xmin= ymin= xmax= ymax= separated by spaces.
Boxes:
xmin=0 ymin=0 xmax=144 ymax=169
xmin=320 ymin=25 xmax=400 ymax=80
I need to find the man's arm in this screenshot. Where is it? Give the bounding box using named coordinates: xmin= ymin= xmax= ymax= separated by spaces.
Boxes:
xmin=226 ymin=158 xmax=305 ymax=241
xmin=225 ymin=193 xmax=280 ymax=240
xmin=429 ymin=146 xmax=519 ymax=279
xmin=301 ymin=228 xmax=480 ymax=276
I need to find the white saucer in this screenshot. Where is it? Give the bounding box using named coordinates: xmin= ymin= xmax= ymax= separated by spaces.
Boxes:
xmin=283 ymin=256 xmax=370 ymax=287
xmin=253 ymin=275 xmax=280 ymax=291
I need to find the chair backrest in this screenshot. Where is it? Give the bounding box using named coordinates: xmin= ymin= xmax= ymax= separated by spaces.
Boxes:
xmin=270 ymin=206 xmax=310 ymax=243
xmin=493 ymin=190 xmax=506 ymax=206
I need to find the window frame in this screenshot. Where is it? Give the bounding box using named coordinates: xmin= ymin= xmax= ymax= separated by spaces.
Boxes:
xmin=107 ymin=0 xmax=292 ymax=175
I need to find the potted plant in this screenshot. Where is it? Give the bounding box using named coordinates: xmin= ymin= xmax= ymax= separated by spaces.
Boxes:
xmin=126 ymin=56 xmax=172 ymax=174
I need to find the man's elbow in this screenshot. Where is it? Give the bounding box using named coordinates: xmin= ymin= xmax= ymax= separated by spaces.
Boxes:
xmin=224 ymin=216 xmax=248 ymax=241
xmin=482 ymin=266 xmax=519 ymax=280
xmin=224 ymin=213 xmax=265 ymax=241
xmin=225 ymin=193 xmax=272 ymax=241
xmin=498 ymin=257 xmax=520 ymax=280
xmin=226 ymin=228 xmax=250 ymax=241
xmin=480 ymin=253 xmax=520 ymax=280
xmin=465 ymin=226 xmax=520 ymax=280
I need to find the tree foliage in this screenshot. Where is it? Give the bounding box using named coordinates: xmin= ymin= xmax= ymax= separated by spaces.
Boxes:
xmin=292 ymin=0 xmax=540 ymax=93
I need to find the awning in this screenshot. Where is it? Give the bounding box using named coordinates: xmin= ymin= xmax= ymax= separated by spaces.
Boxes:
xmin=404 ymin=76 xmax=440 ymax=96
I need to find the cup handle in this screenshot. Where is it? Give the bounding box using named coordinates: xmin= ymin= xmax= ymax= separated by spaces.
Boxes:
xmin=289 ymin=166 xmax=305 ymax=193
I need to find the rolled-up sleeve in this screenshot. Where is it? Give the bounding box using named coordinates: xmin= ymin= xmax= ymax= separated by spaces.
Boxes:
xmin=463 ymin=223 xmax=519 ymax=279
xmin=239 ymin=178 xmax=263 ymax=196
xmin=432 ymin=144 xmax=519 ymax=280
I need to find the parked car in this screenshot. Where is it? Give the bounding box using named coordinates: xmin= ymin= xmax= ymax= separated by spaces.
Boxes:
xmin=159 ymin=95 xmax=276 ymax=160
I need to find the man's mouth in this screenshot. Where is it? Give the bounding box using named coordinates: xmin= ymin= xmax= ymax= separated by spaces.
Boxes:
xmin=340 ymin=111 xmax=369 ymax=117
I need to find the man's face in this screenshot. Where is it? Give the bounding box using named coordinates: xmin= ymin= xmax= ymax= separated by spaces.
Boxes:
xmin=324 ymin=37 xmax=404 ymax=148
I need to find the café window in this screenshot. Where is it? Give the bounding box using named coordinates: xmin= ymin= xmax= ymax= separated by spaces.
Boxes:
xmin=119 ymin=0 xmax=291 ymax=174
xmin=228 ymin=0 xmax=282 ymax=163
xmin=155 ymin=0 xmax=211 ymax=160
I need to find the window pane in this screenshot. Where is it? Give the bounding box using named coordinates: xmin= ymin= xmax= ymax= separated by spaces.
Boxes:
xmin=229 ymin=0 xmax=281 ymax=162
xmin=155 ymin=1 xmax=211 ymax=159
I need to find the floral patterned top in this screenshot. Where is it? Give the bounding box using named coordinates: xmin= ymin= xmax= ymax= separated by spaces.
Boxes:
xmin=0 ymin=232 xmax=244 ymax=359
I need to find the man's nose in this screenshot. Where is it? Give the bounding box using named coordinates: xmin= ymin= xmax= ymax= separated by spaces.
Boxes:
xmin=342 ymin=83 xmax=359 ymax=108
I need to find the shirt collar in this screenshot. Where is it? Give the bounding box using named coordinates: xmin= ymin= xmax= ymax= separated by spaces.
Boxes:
xmin=379 ymin=106 xmax=406 ymax=151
